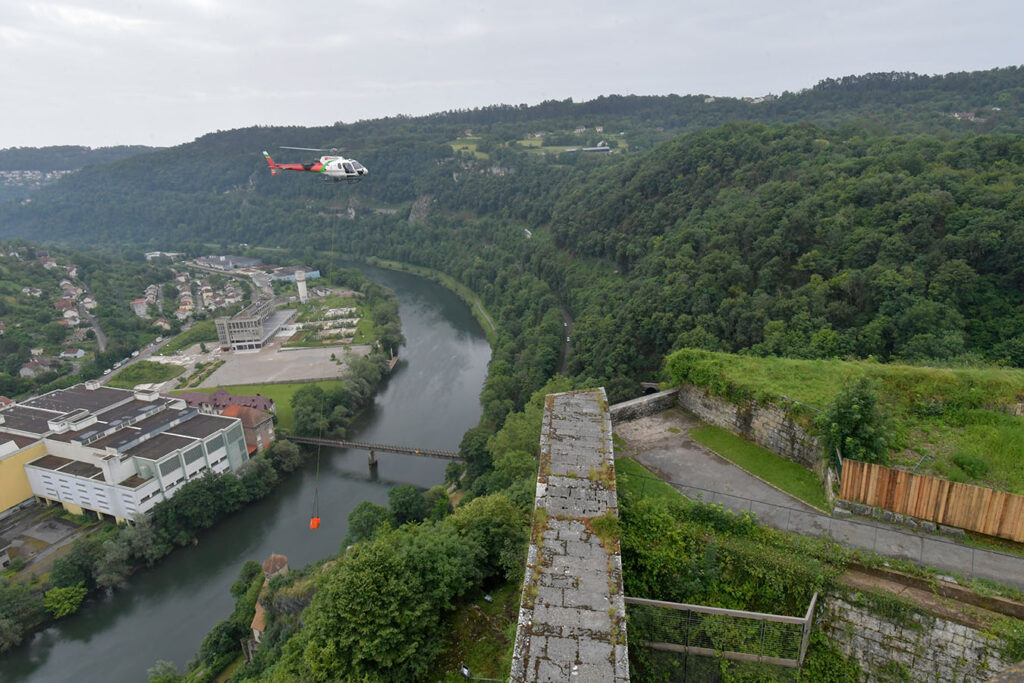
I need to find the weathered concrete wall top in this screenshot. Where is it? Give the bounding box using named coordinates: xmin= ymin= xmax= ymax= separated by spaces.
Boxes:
xmin=608 ymin=389 xmax=678 ymax=423
xmin=510 ymin=388 xmax=629 ymax=683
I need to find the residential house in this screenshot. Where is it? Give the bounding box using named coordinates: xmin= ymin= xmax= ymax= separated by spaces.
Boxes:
xmin=19 ymin=361 xmax=48 ymax=378
xmin=221 ymin=405 xmax=275 ymax=453
xmin=131 ymin=299 xmax=149 ymax=318
xmin=152 ymin=317 xmax=172 ymax=331
xmin=250 ymin=554 xmax=289 ymax=644
xmin=81 ymin=296 xmax=98 ymax=310
xmin=54 ymin=300 xmax=74 ymax=313
xmin=178 ymin=389 xmax=275 ymax=414
xmin=0 ymin=396 xmax=13 ymax=408
xmin=60 ymin=348 xmax=86 ymax=359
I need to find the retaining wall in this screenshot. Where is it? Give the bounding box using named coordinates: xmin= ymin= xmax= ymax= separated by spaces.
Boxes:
xmin=608 ymin=389 xmax=679 ymax=423
xmin=676 ymin=384 xmax=823 ymax=469
xmin=822 ymin=594 xmax=1007 ymax=682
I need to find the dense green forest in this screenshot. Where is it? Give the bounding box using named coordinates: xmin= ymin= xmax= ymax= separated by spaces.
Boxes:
xmin=3 ymin=67 xmax=1023 ymax=681
xmin=2 ymin=68 xmax=1022 ymax=412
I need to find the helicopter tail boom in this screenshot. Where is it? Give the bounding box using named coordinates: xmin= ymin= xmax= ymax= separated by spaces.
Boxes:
xmin=262 ymin=151 xmax=278 ymax=175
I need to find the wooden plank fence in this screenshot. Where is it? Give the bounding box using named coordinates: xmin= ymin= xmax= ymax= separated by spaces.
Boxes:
xmin=839 ymin=459 xmax=1024 ymax=543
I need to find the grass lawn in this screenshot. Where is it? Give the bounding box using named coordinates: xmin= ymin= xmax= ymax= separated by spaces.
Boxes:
xmin=183 ymin=381 xmax=345 ymax=432
xmin=689 ymin=425 xmax=830 ymax=512
xmin=107 ymin=361 xmax=184 ymax=389
xmin=615 ymin=457 xmax=686 ymax=503
xmin=158 ymin=319 xmax=218 ymax=355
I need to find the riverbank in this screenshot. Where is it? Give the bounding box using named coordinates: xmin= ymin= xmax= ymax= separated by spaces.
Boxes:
xmin=1 ymin=258 xmax=491 ymax=683
xmin=363 ymin=257 xmax=497 ymax=346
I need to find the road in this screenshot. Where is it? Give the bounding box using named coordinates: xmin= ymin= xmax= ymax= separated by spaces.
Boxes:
xmin=558 ymin=301 xmax=573 ymax=374
xmin=77 ymin=297 xmax=106 ymax=352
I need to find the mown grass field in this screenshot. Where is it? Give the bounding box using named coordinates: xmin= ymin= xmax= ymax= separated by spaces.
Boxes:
xmin=689 ymin=426 xmax=830 ymax=511
xmin=667 ymin=350 xmax=1024 ymax=493
xmin=107 ymin=360 xmax=184 ymax=389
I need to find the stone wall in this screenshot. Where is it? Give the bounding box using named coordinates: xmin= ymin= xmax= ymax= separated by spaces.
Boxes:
xmin=822 ymin=594 xmax=1007 ymax=682
xmin=676 ymin=384 xmax=823 ymax=469
xmin=609 ymin=389 xmax=679 ymax=423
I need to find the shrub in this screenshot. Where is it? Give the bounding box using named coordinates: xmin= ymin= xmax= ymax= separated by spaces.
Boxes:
xmin=817 ymin=378 xmax=891 ymax=465
xmin=951 ymin=450 xmax=989 ymax=478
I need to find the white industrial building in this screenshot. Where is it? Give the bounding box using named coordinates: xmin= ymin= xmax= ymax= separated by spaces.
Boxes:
xmin=0 ymin=382 xmax=249 ymax=522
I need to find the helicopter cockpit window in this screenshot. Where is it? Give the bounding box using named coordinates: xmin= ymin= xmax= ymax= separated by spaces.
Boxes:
xmin=343 ymin=162 xmax=355 ymax=173
xmin=352 ymin=162 xmax=366 ymax=171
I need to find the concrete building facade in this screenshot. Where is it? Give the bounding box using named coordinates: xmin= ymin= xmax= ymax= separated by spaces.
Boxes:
xmin=214 ymin=298 xmax=276 ymax=351
xmin=0 ymin=383 xmax=249 ymax=522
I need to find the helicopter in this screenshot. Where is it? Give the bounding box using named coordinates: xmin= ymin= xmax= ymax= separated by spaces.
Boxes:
xmin=262 ymin=146 xmax=368 ymax=181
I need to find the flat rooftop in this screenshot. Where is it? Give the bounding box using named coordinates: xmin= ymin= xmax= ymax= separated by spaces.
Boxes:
xmin=22 ymin=384 xmax=130 ymax=414
xmin=0 ymin=430 xmax=40 ymax=449
xmin=118 ymin=474 xmax=153 ymax=489
xmin=97 ymin=399 xmax=165 ymax=426
xmin=28 ymin=454 xmax=73 ymax=470
xmin=60 ymin=460 xmax=104 ymax=479
xmin=124 ymin=432 xmax=197 ymax=461
xmin=166 ymin=414 xmax=234 ymax=439
xmin=0 ymin=405 xmax=56 ymax=435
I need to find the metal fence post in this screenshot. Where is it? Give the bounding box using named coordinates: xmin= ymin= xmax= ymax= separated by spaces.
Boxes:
xmin=798 ymin=592 xmax=818 ymax=665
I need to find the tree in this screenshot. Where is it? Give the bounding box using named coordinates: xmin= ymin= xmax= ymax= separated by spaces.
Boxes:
xmin=94 ymin=536 xmax=132 ymax=589
xmin=388 ymin=485 xmax=428 ymax=526
xmin=266 ymin=440 xmax=304 ymax=473
xmin=459 ymin=426 xmax=493 ymax=482
xmin=147 ymin=660 xmax=183 ymax=683
xmin=43 ymin=584 xmax=88 ymax=618
xmin=43 ymin=321 xmax=66 ymax=344
xmin=817 ymin=378 xmax=891 ymax=464
xmin=345 ymin=501 xmax=394 ymax=545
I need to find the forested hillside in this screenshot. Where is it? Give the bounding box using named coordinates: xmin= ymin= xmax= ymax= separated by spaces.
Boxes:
xmin=1 ymin=67 xmax=1022 ymax=409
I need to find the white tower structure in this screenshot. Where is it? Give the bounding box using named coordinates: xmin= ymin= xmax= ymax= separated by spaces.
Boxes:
xmin=296 ymin=270 xmax=308 ymax=303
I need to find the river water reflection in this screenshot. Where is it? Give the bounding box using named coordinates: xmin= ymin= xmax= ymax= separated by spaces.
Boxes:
xmin=3 ymin=263 xmax=491 ymax=682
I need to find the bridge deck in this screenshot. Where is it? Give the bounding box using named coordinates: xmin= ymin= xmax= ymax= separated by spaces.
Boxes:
xmin=285 ymin=436 xmax=459 ymax=459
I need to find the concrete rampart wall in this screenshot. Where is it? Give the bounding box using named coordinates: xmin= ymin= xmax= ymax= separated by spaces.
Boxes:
xmin=609 ymin=389 xmax=678 ymax=423
xmin=510 ymin=388 xmax=629 ymax=683
xmin=822 ymin=594 xmax=1007 ymax=682
xmin=676 ymin=384 xmax=823 ymax=469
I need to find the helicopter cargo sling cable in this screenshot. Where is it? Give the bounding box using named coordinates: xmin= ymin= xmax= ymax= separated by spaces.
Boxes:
xmin=309 ymin=185 xmax=344 ymax=531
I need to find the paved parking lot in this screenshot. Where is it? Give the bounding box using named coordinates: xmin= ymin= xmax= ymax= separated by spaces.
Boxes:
xmin=199 ymin=338 xmax=371 ymax=386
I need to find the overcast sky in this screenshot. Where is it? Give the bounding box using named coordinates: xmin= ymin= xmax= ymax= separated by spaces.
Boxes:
xmin=2 ymin=0 xmax=1021 ymax=148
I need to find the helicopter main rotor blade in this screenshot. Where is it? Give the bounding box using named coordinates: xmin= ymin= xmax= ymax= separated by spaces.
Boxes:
xmin=281 ymin=146 xmax=327 ymax=152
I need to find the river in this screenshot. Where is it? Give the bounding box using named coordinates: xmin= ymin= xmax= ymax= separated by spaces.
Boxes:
xmin=2 ymin=263 xmax=491 ymax=682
